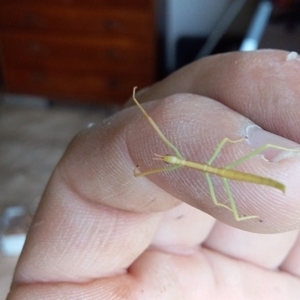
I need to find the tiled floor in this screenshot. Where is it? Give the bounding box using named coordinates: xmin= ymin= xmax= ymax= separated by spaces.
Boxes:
xmin=0 ymin=94 xmax=109 ymax=299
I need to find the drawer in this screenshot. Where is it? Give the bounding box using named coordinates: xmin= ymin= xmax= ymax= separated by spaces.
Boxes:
xmin=0 ymin=5 xmax=154 ymax=40
xmin=3 ymin=68 xmax=153 ymax=103
xmin=0 ymin=33 xmax=155 ymax=75
xmin=0 ymin=0 xmax=153 ymax=10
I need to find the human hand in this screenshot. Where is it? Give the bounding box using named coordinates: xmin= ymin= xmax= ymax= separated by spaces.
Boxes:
xmin=7 ymin=50 xmax=300 ymax=299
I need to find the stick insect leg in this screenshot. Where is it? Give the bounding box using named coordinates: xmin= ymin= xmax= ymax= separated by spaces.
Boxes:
xmin=207 ymin=137 xmax=244 ymax=165
xmin=206 ymin=172 xmax=259 ymax=220
xmin=134 ymin=165 xmax=182 ymax=177
xmin=132 ymin=87 xmax=184 ymax=160
xmin=204 ymin=138 xmax=245 ymax=216
xmin=132 ymin=87 xmax=185 ymax=178
xmin=221 ymin=143 xmax=300 ymax=221
xmin=223 ymin=178 xmax=259 ymax=221
xmin=225 ymin=143 xmax=300 ymax=169
xmin=205 ymin=173 xmax=233 ymax=212
xmin=206 ymin=137 xmax=262 ymax=221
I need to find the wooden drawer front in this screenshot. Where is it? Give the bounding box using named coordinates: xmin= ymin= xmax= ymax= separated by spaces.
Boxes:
xmin=0 ymin=0 xmax=153 ymax=10
xmin=1 ymin=33 xmax=155 ymax=75
xmin=4 ymin=68 xmax=151 ymax=103
xmin=0 ymin=5 xmax=153 ymax=41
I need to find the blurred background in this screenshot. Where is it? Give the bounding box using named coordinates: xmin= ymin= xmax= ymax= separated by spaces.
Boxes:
xmin=1 ymin=0 xmax=300 ymax=298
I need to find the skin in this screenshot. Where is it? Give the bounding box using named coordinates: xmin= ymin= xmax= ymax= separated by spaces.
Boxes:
xmin=7 ymin=50 xmax=300 ymax=299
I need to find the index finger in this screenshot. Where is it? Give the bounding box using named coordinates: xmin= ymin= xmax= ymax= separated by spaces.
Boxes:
xmin=135 ymin=50 xmax=300 ymax=143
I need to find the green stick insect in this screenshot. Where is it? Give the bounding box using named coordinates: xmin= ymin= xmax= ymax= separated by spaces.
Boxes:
xmin=132 ymin=87 xmax=299 ymax=221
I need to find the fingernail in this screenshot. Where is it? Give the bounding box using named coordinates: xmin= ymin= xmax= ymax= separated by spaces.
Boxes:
xmin=245 ymin=125 xmax=300 ymax=162
xmin=286 ymin=51 xmax=299 ymax=61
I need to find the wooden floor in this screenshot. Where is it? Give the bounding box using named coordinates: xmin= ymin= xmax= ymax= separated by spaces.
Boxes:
xmin=0 ymin=95 xmax=109 ymax=298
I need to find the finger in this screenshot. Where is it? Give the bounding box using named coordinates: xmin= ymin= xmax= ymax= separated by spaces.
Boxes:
xmin=281 ymin=233 xmax=300 ymax=277
xmin=129 ymin=248 xmax=300 ymax=300
xmin=135 ymin=50 xmax=300 ymax=142
xmin=127 ymin=93 xmax=300 ymax=233
xmin=204 ymin=222 xmax=299 ymax=269
xmin=10 ymin=248 xmax=300 ymax=300
xmin=13 ymin=105 xmax=184 ymax=284
xmin=151 ymin=203 xmax=215 ymax=253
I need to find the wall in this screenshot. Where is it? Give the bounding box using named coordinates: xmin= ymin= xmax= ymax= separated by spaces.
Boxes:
xmin=164 ymin=0 xmax=231 ymax=71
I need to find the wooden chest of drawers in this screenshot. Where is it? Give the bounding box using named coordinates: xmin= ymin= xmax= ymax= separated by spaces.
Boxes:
xmin=0 ymin=0 xmax=156 ymax=104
